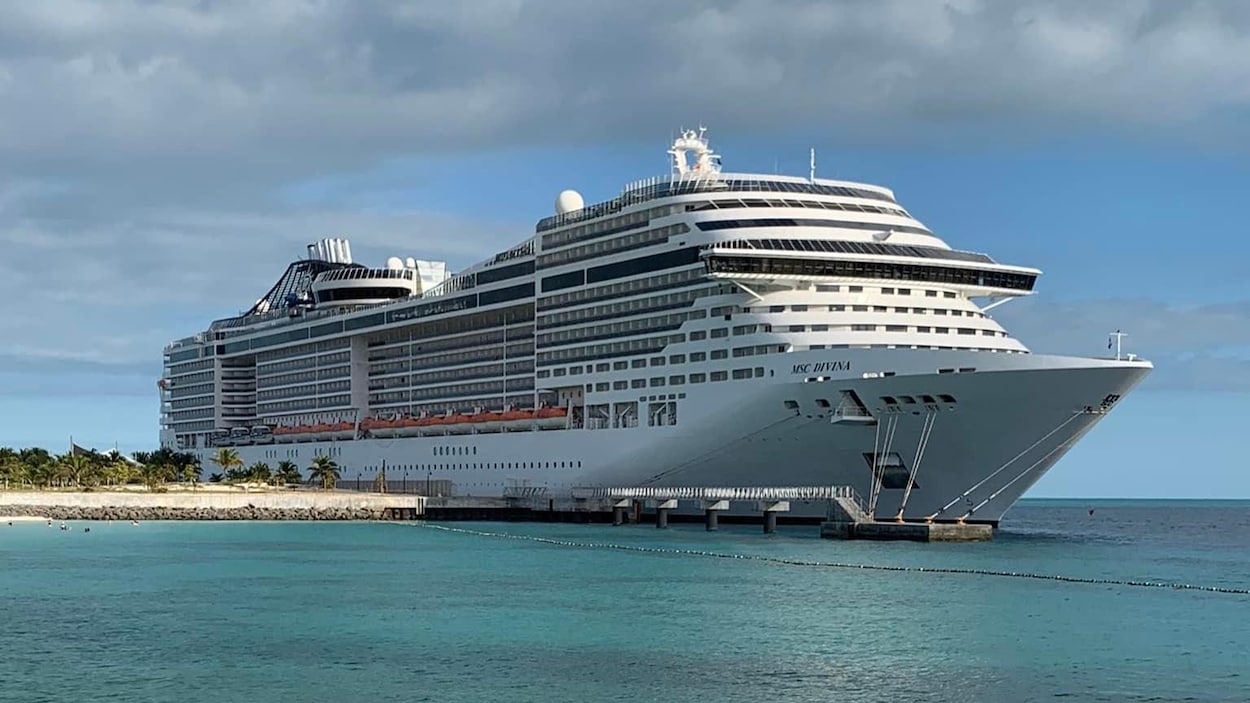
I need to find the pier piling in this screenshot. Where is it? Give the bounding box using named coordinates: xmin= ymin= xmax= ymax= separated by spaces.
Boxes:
xmin=701 ymin=500 xmax=729 ymax=531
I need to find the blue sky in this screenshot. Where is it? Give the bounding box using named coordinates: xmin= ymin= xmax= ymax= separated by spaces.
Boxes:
xmin=3 ymin=0 xmax=1249 ymax=498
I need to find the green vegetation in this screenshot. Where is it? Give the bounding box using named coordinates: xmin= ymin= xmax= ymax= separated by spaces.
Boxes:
xmin=0 ymin=446 xmax=199 ymax=491
xmin=308 ymin=455 xmax=341 ymax=490
xmin=0 ymin=445 xmax=342 ymax=492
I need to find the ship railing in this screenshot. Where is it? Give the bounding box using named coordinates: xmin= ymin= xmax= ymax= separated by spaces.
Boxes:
xmin=573 ymin=485 xmax=863 ymax=502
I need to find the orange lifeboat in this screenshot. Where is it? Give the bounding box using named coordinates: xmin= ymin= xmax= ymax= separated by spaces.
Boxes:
xmin=468 ymin=411 xmax=504 ymax=432
xmin=393 ymin=416 xmax=423 ymax=437
xmin=501 ymin=409 xmax=535 ymax=431
xmin=444 ymin=413 xmax=473 ymax=434
xmin=535 ymin=407 xmax=568 ymax=430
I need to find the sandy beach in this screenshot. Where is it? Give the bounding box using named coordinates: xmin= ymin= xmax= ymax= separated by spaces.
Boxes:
xmin=4 ymin=515 xmax=51 ymax=523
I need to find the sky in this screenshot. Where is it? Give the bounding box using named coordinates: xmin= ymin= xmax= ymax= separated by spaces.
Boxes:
xmin=2 ymin=0 xmax=1249 ymax=497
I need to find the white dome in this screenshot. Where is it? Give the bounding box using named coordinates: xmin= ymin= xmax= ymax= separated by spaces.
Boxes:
xmin=555 ymin=189 xmax=584 ymax=215
xmin=405 ymin=257 xmax=416 ymax=269
xmin=385 ymin=256 xmax=404 ymax=270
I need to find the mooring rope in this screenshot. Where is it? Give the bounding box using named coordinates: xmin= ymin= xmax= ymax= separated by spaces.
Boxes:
xmin=411 ymin=522 xmax=1250 ymax=597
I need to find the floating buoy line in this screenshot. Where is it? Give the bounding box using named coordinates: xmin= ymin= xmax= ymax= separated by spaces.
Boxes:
xmin=410 ymin=522 xmax=1250 ymax=597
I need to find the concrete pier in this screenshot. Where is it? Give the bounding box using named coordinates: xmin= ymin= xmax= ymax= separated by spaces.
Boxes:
xmin=820 ymin=520 xmax=993 ymax=542
xmin=654 ymin=499 xmax=677 ymax=528
xmin=702 ymin=500 xmax=729 ymax=531
xmin=759 ymin=500 xmax=790 ymax=534
xmin=611 ymin=499 xmax=631 ymax=526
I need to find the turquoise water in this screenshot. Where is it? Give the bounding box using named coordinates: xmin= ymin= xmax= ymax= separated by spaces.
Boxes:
xmin=2 ymin=501 xmax=1248 ymax=702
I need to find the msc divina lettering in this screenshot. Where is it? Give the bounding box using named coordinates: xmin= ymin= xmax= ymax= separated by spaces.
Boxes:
xmin=160 ymin=128 xmax=1151 ymax=524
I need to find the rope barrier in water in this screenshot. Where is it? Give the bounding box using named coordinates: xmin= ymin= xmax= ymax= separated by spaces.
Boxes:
xmin=411 ymin=522 xmax=1250 ymax=596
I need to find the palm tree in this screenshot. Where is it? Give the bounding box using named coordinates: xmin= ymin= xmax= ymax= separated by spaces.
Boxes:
xmin=210 ymin=448 xmax=243 ymax=481
xmin=59 ymin=454 xmax=93 ymax=488
xmin=0 ymin=448 xmax=22 ymax=489
xmin=140 ymin=462 xmax=174 ymax=491
xmin=274 ymin=460 xmax=302 ymax=487
xmin=307 ymin=455 xmax=340 ymax=490
xmin=246 ymin=461 xmax=272 ymax=485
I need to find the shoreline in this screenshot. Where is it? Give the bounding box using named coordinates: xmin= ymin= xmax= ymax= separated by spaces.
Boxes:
xmin=0 ymin=490 xmax=426 ymax=522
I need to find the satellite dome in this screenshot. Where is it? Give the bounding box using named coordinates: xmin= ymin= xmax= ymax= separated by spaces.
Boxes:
xmin=386 ymin=256 xmax=404 ymax=270
xmin=405 ymin=257 xmax=416 ymax=269
xmin=555 ymin=190 xmax=584 ymax=215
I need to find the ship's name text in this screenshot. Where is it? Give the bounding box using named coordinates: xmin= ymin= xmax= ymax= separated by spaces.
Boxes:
xmin=791 ymin=360 xmax=851 ymax=374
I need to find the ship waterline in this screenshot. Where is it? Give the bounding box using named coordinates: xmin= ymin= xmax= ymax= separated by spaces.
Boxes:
xmin=161 ymin=128 xmax=1150 ymax=522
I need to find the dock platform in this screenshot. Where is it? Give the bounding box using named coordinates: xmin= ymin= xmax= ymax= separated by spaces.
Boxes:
xmin=395 ymin=485 xmax=993 ymax=541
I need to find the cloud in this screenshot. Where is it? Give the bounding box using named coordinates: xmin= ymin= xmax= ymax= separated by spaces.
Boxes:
xmin=996 ymin=296 xmax=1250 ymax=392
xmin=4 ymin=0 xmax=1250 ymax=405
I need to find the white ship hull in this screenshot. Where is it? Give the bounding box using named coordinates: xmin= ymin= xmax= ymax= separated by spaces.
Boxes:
xmin=198 ymin=349 xmax=1150 ymax=525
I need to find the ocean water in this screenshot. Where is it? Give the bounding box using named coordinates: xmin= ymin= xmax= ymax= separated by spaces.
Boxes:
xmin=1 ymin=500 xmax=1247 ymax=703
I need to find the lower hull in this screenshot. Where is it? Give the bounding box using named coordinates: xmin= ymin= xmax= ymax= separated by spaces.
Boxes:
xmin=195 ymin=350 xmax=1151 ymax=524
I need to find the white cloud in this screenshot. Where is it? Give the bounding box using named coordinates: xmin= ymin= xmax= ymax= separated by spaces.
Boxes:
xmin=4 ymin=0 xmax=1250 ymax=399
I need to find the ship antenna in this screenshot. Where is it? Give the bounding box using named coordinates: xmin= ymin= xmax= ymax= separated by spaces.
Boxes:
xmin=809 ymin=147 xmax=816 ymax=183
xmin=1108 ymin=329 xmax=1126 ymax=361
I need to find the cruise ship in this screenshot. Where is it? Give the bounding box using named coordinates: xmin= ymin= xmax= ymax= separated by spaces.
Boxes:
xmin=160 ymin=129 xmax=1151 ymax=524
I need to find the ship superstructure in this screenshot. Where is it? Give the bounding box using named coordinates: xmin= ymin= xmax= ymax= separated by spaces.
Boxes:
xmin=161 ymin=129 xmax=1150 ymax=523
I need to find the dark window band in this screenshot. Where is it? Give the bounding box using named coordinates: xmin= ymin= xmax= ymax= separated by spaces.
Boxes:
xmin=697 ymin=218 xmax=931 ymax=237
xmin=705 ymin=255 xmax=1036 ymax=291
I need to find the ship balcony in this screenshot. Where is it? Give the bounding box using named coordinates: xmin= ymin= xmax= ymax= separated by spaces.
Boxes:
xmin=221 ymin=394 xmax=256 ymax=405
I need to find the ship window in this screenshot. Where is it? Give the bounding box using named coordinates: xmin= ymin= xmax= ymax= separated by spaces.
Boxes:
xmin=816 ymin=398 xmax=831 ymax=408
xmin=613 ymin=361 xmax=628 ymax=370
xmin=689 ymin=373 xmax=706 ymax=383
xmin=711 ymin=328 xmax=728 ymax=338
xmin=650 ymin=357 xmax=665 ymax=366
xmin=939 ymin=394 xmax=956 ymax=403
xmin=784 ymin=400 xmax=799 ymax=410
xmin=690 ymin=331 xmax=707 ymax=341
xmin=882 ymin=287 xmax=894 ymax=294
xmin=649 ymin=377 xmax=665 ymax=387
xmin=882 ymin=396 xmax=898 ymax=405
xmin=690 ymin=352 xmax=706 ymax=362
xmin=613 ymin=381 xmax=628 ymax=390
xmin=710 ymin=371 xmax=728 ymax=382
xmin=632 ymin=359 xmax=647 ymax=368
xmin=944 ymin=291 xmax=957 ymax=298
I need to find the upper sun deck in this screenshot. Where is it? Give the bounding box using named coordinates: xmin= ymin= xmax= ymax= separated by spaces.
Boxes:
xmin=536 ymin=128 xmax=898 ymax=234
